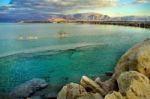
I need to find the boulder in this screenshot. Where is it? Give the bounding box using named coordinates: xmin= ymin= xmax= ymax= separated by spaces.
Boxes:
xmin=57 ymin=82 xmax=103 ymax=99
xmin=105 ymin=71 xmax=150 ymax=99
xmin=105 ymin=91 xmax=123 ymax=99
xmin=57 ymin=39 xmax=150 ymax=99
xmin=10 ymin=78 xmax=48 ymax=98
xmin=113 ymin=39 xmax=150 ymax=80
xmin=80 ymin=76 xmax=106 ymax=96
xmin=103 ymin=39 xmax=150 ymax=93
xmin=77 ymin=93 xmax=103 ymax=99
xmin=95 ymin=77 xmax=116 ymax=94
xmin=57 ymin=83 xmax=87 ymax=99
xmin=117 ymin=71 xmax=149 ymax=94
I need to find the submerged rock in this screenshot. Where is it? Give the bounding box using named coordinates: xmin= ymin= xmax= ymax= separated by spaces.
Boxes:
xmin=10 ymin=78 xmax=48 ymax=98
xmin=29 ymin=96 xmax=42 ymax=99
xmin=57 ymin=83 xmax=87 ymax=99
xmin=105 ymin=71 xmax=150 ymax=99
xmin=44 ymin=92 xmax=57 ymax=99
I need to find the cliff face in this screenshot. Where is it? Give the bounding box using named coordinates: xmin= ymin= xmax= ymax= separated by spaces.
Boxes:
xmin=57 ymin=39 xmax=150 ymax=99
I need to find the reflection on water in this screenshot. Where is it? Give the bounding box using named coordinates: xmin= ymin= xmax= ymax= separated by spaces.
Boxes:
xmin=18 ymin=36 xmax=39 ymax=40
xmin=0 ymin=23 xmax=150 ymax=94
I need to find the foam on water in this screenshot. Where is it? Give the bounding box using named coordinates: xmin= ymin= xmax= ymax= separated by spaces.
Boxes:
xmin=0 ymin=42 xmax=104 ymax=58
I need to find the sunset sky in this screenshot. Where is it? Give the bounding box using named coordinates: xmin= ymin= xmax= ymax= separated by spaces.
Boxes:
xmin=0 ymin=0 xmax=150 ymax=17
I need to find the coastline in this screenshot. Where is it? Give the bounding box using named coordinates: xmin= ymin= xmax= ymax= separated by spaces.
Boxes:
xmin=0 ymin=25 xmax=149 ymax=98
xmin=6 ymin=39 xmax=150 ymax=99
xmin=21 ymin=21 xmax=150 ymax=29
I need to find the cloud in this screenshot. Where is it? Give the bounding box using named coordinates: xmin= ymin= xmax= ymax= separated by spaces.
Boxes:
xmin=135 ymin=0 xmax=149 ymax=4
xmin=0 ymin=0 xmax=149 ymax=20
xmin=1 ymin=0 xmax=118 ymax=14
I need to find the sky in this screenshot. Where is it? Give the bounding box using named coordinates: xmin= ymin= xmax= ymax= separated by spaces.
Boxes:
xmin=0 ymin=0 xmax=150 ymax=17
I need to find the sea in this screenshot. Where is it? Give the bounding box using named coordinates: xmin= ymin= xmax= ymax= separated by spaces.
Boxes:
xmin=0 ymin=23 xmax=150 ymax=94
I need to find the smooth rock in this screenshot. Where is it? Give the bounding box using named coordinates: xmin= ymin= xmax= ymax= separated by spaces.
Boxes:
xmin=57 ymin=83 xmax=87 ymax=99
xmin=80 ymin=76 xmax=106 ymax=96
xmin=77 ymin=93 xmax=103 ymax=99
xmin=113 ymin=39 xmax=150 ymax=79
xmin=103 ymin=39 xmax=150 ymax=93
xmin=95 ymin=77 xmax=116 ymax=94
xmin=105 ymin=71 xmax=150 ymax=99
xmin=10 ymin=78 xmax=48 ymax=98
xmin=117 ymin=71 xmax=149 ymax=94
xmin=105 ymin=91 xmax=123 ymax=99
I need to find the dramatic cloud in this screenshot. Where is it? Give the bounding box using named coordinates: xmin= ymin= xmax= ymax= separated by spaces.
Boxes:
xmin=0 ymin=0 xmax=150 ymax=21
xmin=0 ymin=0 xmax=118 ymax=14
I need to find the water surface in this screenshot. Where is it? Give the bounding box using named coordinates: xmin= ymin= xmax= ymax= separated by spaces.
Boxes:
xmin=0 ymin=23 xmax=150 ymax=94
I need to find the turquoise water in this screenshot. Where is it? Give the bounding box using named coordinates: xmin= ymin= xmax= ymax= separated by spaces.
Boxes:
xmin=0 ymin=23 xmax=150 ymax=94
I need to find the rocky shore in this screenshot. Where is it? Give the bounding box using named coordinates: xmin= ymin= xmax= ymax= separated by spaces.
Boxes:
xmin=9 ymin=39 xmax=150 ymax=99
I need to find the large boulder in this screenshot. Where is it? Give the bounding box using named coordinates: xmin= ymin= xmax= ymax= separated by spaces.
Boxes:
xmin=57 ymin=39 xmax=150 ymax=99
xmin=80 ymin=76 xmax=106 ymax=96
xmin=57 ymin=83 xmax=87 ymax=99
xmin=104 ymin=91 xmax=123 ymax=99
xmin=57 ymin=82 xmax=103 ymax=99
xmin=112 ymin=39 xmax=150 ymax=80
xmin=10 ymin=78 xmax=48 ymax=98
xmin=95 ymin=77 xmax=116 ymax=94
xmin=77 ymin=93 xmax=103 ymax=99
xmin=117 ymin=71 xmax=149 ymax=94
xmin=105 ymin=71 xmax=150 ymax=99
xmin=103 ymin=39 xmax=150 ymax=93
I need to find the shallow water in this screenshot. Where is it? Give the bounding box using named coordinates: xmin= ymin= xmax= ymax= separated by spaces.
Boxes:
xmin=0 ymin=23 xmax=150 ymax=94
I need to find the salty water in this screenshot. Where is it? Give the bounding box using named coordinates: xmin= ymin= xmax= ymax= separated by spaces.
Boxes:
xmin=0 ymin=23 xmax=150 ymax=94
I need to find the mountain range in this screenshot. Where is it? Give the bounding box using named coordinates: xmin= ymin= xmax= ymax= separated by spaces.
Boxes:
xmin=0 ymin=13 xmax=150 ymax=22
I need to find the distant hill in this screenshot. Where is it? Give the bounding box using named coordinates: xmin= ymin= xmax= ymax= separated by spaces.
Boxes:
xmin=48 ymin=13 xmax=150 ymax=22
xmin=0 ymin=12 xmax=150 ymax=22
xmin=64 ymin=13 xmax=110 ymax=21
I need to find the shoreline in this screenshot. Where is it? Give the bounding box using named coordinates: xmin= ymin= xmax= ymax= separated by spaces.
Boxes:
xmin=21 ymin=21 xmax=150 ymax=29
xmin=1 ymin=21 xmax=150 ymax=29
xmin=1 ymin=39 xmax=150 ymax=99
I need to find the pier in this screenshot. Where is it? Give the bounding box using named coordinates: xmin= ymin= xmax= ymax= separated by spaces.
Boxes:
xmin=67 ymin=20 xmax=150 ymax=28
xmin=24 ymin=20 xmax=150 ymax=28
